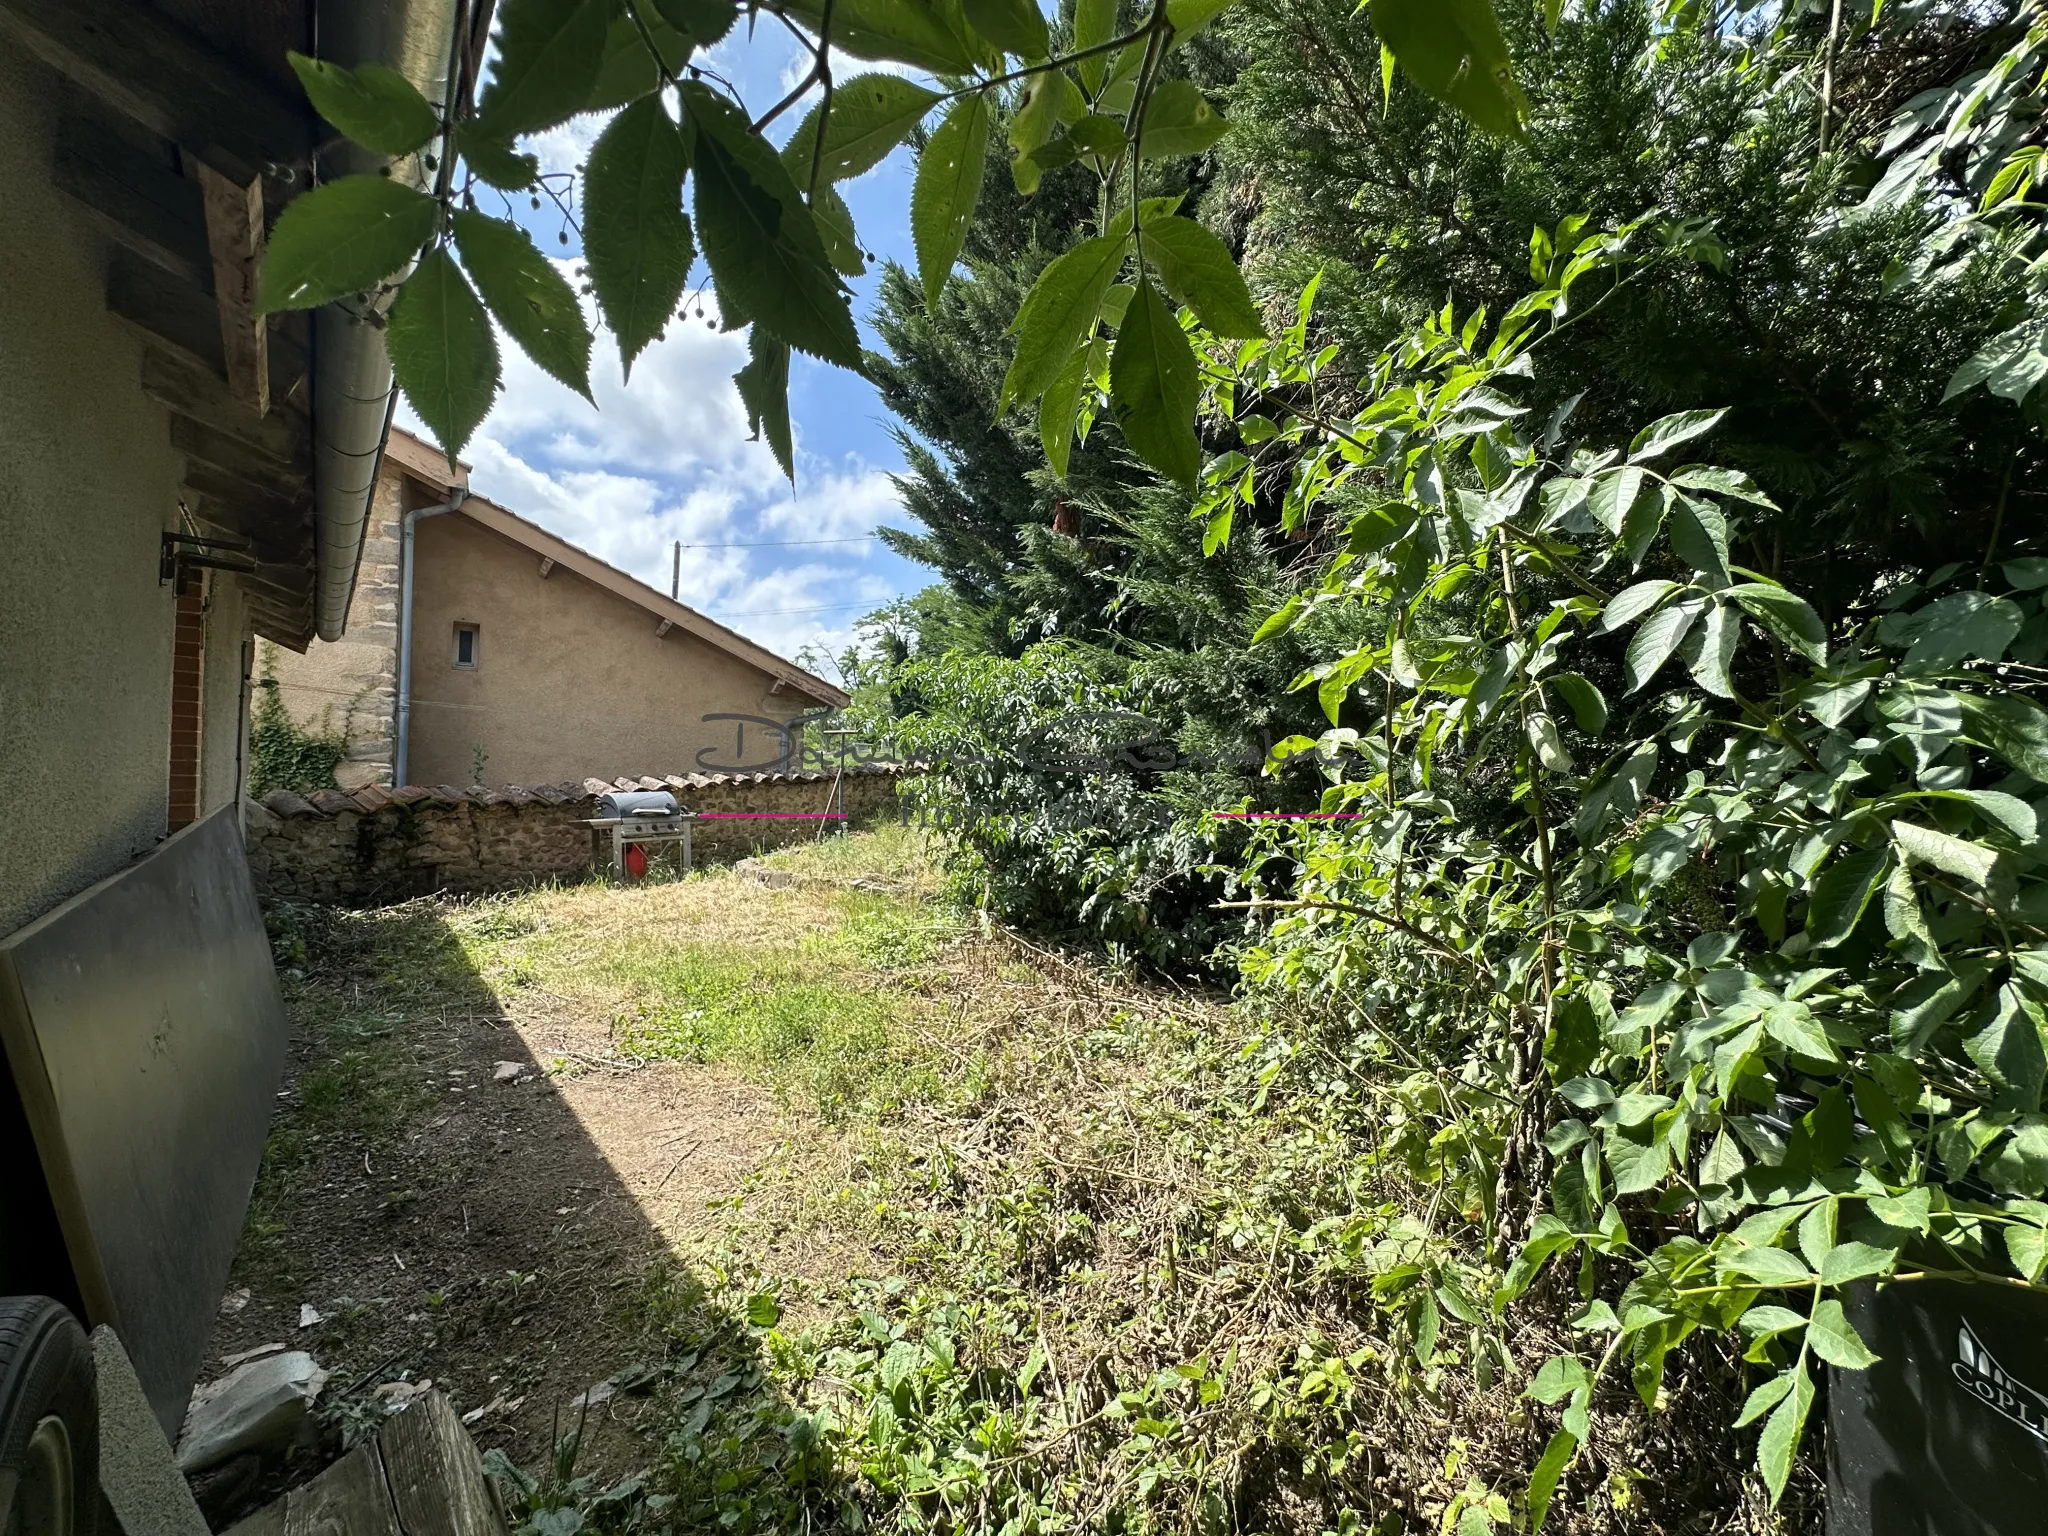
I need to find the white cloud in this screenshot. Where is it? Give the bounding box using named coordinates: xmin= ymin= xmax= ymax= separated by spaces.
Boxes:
xmin=775 ymin=46 xmax=927 ymax=99
xmin=394 ymin=276 xmax=916 ymax=667
xmin=527 ymin=113 xmax=606 ymax=179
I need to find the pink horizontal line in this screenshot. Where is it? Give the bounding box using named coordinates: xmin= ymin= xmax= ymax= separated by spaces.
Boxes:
xmin=1212 ymin=812 xmax=1364 ymax=820
xmin=694 ymin=811 xmax=845 ymax=820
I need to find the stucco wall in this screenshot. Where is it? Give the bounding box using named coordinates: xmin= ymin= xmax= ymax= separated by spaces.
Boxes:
xmin=0 ymin=51 xmax=191 ymax=939
xmin=262 ymin=467 xmax=405 ymax=787
xmin=406 ymin=512 xmax=816 ymax=786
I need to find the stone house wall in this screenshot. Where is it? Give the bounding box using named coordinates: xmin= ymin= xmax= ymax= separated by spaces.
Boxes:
xmin=246 ymin=767 xmax=903 ymax=905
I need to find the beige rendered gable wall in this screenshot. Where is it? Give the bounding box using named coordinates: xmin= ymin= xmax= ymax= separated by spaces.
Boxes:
xmin=405 ymin=510 xmax=819 ymax=786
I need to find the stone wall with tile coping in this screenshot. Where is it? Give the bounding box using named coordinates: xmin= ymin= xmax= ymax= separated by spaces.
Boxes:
xmin=245 ymin=767 xmax=904 ymax=905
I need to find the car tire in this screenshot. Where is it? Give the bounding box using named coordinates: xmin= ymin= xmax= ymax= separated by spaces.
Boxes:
xmin=0 ymin=1298 xmax=96 ymax=1536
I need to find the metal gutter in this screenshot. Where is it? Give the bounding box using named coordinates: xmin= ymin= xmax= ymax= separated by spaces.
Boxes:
xmin=309 ymin=0 xmax=465 ymax=642
xmin=394 ymin=489 xmax=467 ymax=786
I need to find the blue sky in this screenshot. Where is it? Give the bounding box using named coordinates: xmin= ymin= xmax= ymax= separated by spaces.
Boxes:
xmin=397 ymin=32 xmax=941 ymax=680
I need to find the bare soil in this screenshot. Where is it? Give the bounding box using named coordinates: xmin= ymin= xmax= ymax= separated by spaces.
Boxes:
xmin=192 ymin=902 xmax=788 ymax=1521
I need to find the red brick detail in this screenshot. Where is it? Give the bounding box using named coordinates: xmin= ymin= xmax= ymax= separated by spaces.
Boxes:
xmin=168 ymin=580 xmax=205 ymax=831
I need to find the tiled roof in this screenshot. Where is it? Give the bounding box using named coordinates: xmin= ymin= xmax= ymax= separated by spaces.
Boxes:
xmin=257 ymin=765 xmax=906 ymax=819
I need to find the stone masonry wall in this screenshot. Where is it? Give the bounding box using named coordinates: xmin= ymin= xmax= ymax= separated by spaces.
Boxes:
xmin=246 ymin=767 xmax=904 ymax=905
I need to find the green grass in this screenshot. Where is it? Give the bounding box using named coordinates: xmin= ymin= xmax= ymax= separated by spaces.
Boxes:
xmin=605 ymin=937 xmax=934 ymax=1117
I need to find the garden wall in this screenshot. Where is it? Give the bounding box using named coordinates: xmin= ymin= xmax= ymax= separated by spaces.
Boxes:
xmin=244 ymin=767 xmax=905 ymax=905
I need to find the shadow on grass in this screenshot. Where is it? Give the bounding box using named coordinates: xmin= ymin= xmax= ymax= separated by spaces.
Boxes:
xmin=197 ymin=897 xmax=846 ymax=1532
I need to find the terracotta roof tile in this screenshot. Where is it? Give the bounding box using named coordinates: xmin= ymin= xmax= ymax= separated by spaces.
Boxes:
xmin=307 ymin=789 xmax=358 ymax=815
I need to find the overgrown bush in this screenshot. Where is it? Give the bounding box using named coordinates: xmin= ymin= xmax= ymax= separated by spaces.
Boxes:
xmin=1200 ymin=231 xmax=2048 ymax=1518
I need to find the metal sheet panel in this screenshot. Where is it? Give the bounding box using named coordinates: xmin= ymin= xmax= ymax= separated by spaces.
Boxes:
xmin=0 ymin=804 xmax=286 ymax=1438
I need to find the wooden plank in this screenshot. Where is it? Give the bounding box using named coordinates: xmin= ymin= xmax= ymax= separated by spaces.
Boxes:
xmin=280 ymin=1440 xmax=405 ymax=1536
xmin=182 ymin=459 xmax=309 ymax=527
xmin=108 ymin=252 xmax=309 ymax=402
xmin=170 ymin=413 xmax=309 ymax=490
xmin=378 ymin=1392 xmax=507 ymax=1536
xmin=143 ymin=345 xmax=303 ymax=466
xmin=194 ymin=162 xmax=269 ymax=416
xmin=54 ymin=111 xmax=210 ymax=287
xmin=0 ymin=0 xmax=309 ymax=183
xmin=180 ymin=505 xmax=307 ymax=573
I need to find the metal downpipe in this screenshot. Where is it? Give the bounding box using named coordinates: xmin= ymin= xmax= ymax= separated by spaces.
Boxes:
xmin=394 ymin=490 xmax=464 ymax=786
xmin=309 ymin=0 xmax=463 ymax=642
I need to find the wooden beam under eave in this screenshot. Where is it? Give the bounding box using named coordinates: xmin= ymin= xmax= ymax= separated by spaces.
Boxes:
xmin=109 ymin=251 xmax=307 ymax=404
xmin=248 ymin=598 xmax=316 ymax=653
xmin=143 ymin=346 xmax=303 ymax=468
xmin=169 ymin=412 xmax=309 ymax=494
xmin=193 ymin=163 xmax=268 ymax=416
xmin=54 ymin=110 xmax=211 ymax=290
xmin=181 ymin=460 xmax=308 ymax=531
xmin=0 ymin=0 xmax=309 ymax=184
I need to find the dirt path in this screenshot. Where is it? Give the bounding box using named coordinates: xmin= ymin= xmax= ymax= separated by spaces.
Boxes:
xmin=193 ymin=891 xmax=794 ymax=1519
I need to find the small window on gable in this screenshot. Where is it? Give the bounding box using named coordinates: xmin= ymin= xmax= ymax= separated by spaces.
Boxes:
xmin=453 ymin=623 xmax=479 ymax=669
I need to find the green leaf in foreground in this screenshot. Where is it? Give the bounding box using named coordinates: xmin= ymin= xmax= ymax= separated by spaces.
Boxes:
xmin=1805 ymin=1299 xmax=1880 ymax=1369
xmin=1138 ymin=80 xmax=1229 ymax=159
xmin=1527 ymin=1427 xmax=1578 ymax=1532
xmin=1756 ymin=1361 xmax=1813 ymax=1505
xmin=913 ymin=93 xmax=991 ymax=308
xmin=1110 ymin=277 xmax=1202 ymax=490
xmin=1002 ymin=232 xmax=1128 ymax=411
xmin=1727 ymin=582 xmax=1828 ymax=663
xmin=1073 ymin=0 xmax=1116 ymax=90
xmin=690 ymin=90 xmax=862 ymax=368
xmin=257 ymin=175 xmax=436 ymax=312
xmin=387 ymin=247 xmax=500 ymax=465
xmin=1550 ymin=672 xmax=1607 ymax=734
xmin=1623 ymin=599 xmax=1701 ymax=692
xmin=783 ymin=74 xmax=943 ymax=188
xmin=1957 ymin=691 xmax=2048 ymax=782
xmin=582 ymin=96 xmax=695 ymax=380
xmin=1008 ymin=69 xmax=1075 ymax=193
xmin=735 ymin=329 xmax=794 ymax=481
xmin=288 ymin=53 xmax=440 ymax=157
xmin=588 ymin=10 xmax=693 ymax=111
xmin=1040 ymin=338 xmax=1096 ymax=480
xmin=1141 ymin=215 xmax=1264 ymax=338
xmin=475 ymin=0 xmax=614 ymax=137
xmin=1629 ymin=407 xmax=1727 ymax=463
xmin=962 ymin=0 xmax=1050 ymax=60
xmin=1371 ymin=0 xmax=1526 ymax=136
xmin=456 ymin=121 xmax=540 ymax=190
xmin=810 ymin=183 xmax=867 ymax=277
xmin=452 ymin=209 xmax=593 ymax=402
xmin=655 ymin=0 xmax=739 ymax=47
xmin=1806 ymin=848 xmax=1888 ymax=949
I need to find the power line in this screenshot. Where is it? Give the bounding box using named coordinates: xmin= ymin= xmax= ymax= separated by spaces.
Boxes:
xmin=705 ymin=600 xmax=884 ymax=618
xmin=681 ymin=535 xmax=886 ymax=548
